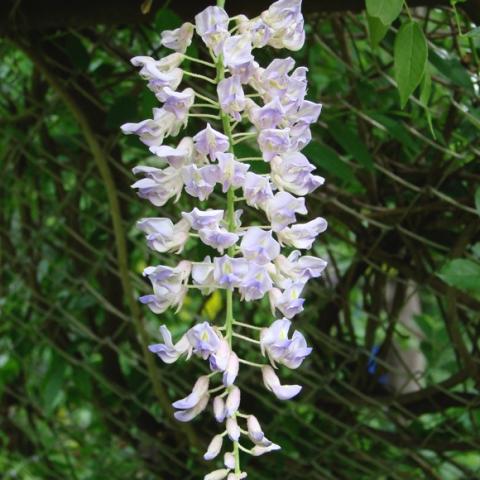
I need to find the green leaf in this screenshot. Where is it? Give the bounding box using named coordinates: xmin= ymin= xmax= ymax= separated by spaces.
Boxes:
xmin=420 ymin=68 xmax=432 ymax=106
xmin=429 ymin=50 xmax=473 ymax=91
xmin=368 ymin=112 xmax=419 ymax=157
xmin=475 ymin=186 xmax=480 ymax=214
xmin=304 ymin=142 xmax=356 ymax=183
xmin=394 ymin=22 xmax=428 ymax=108
xmin=419 ymin=68 xmax=436 ymax=138
xmin=367 ymin=15 xmax=389 ymax=47
xmin=328 ymin=120 xmax=374 ymax=170
xmin=41 ymin=355 xmax=67 ymax=413
xmin=366 ymin=0 xmax=403 ymax=26
xmin=438 ymin=259 xmax=480 ymax=292
xmin=464 ymin=26 xmax=480 ymax=38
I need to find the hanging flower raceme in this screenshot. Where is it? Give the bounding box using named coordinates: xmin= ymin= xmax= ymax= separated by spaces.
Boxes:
xmin=122 ymin=0 xmax=328 ymax=477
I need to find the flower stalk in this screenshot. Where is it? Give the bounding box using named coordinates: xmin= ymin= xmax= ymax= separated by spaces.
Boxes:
xmin=121 ymin=1 xmax=328 ymax=477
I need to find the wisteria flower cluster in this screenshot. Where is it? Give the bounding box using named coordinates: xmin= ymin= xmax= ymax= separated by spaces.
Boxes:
xmin=122 ymin=0 xmax=327 ymax=477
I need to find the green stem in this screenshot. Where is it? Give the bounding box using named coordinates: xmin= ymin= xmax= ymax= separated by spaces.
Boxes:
xmin=403 ymin=0 xmax=413 ymax=21
xmin=215 ymin=0 xmax=241 ymax=469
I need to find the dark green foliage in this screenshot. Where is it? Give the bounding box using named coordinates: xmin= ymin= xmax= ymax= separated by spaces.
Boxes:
xmin=0 ymin=3 xmax=479 ymax=480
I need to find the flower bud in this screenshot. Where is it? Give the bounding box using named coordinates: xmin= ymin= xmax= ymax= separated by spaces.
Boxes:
xmin=247 ymin=415 xmax=264 ymax=443
xmin=223 ymin=352 xmax=239 ymax=386
xmin=204 ymin=469 xmax=230 ymax=480
xmin=227 ymin=473 xmax=247 ymax=480
xmin=224 ymin=452 xmax=236 ymax=469
xmin=226 ymin=417 xmax=241 ymax=442
xmin=251 ymin=443 xmax=281 ymax=456
xmin=261 ymin=365 xmax=302 ymax=400
xmin=225 ymin=386 xmax=241 ymax=417
xmin=204 ymin=434 xmax=224 ymax=461
xmin=213 ymin=395 xmax=226 ymax=423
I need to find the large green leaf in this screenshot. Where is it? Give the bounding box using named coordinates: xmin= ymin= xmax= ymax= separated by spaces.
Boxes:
xmin=366 ymin=0 xmax=403 ymax=25
xmin=367 ymin=14 xmax=389 ymax=47
xmin=368 ymin=112 xmax=419 ymax=156
xmin=438 ymin=259 xmax=480 ymax=292
xmin=304 ymin=142 xmax=360 ymax=188
xmin=394 ymin=21 xmax=428 ymax=108
xmin=429 ymin=49 xmax=473 ymax=91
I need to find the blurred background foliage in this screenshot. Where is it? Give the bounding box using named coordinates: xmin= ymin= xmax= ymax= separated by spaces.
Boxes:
xmin=1 ymin=0 xmax=480 ymax=479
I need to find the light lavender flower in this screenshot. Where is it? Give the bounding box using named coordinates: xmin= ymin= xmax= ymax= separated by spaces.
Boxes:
xmin=230 ymin=60 xmax=259 ymax=84
xmin=240 ymin=227 xmax=280 ymax=264
xmin=148 ymin=325 xmax=191 ymax=364
xmin=239 ymin=263 xmax=273 ymax=301
xmin=135 ymin=64 xmax=183 ymax=91
xmin=131 ymin=165 xmax=183 ymax=206
xmin=161 ymin=22 xmax=194 ymax=53
xmin=182 ymin=208 xmax=224 ymax=230
xmin=271 ymin=152 xmax=324 ymax=196
xmin=131 ymin=53 xmax=184 ymax=72
xmin=251 ymin=443 xmax=282 ymax=456
xmin=274 ymin=250 xmax=328 ymax=284
xmin=195 ymin=6 xmax=230 ymax=54
xmin=186 ymin=322 xmax=221 ymax=359
xmin=174 ymin=392 xmax=210 ymax=422
xmin=121 ymin=108 xmax=180 ymax=147
xmin=262 ymin=0 xmax=305 ymax=51
xmin=149 ymin=136 xmax=194 ymax=168
xmin=141 ymin=261 xmax=191 ymax=313
xmin=257 ymin=128 xmax=291 ymax=161
xmin=261 ymin=365 xmax=302 ymax=400
xmin=213 ymin=256 xmax=249 ymax=289
xmin=250 ymin=97 xmax=284 ymax=130
xmin=222 ymin=35 xmax=254 ymax=69
xmin=199 ymin=226 xmax=239 ymax=253
xmin=239 ymin=16 xmax=273 ymax=48
xmin=192 ymin=256 xmax=215 ymax=291
xmin=125 ymin=1 xmax=328 ymax=475
xmin=173 ymin=375 xmax=210 ymax=410
xmin=226 ymin=417 xmax=241 ymax=441
xmin=266 ymin=191 xmax=307 ymax=231
xmin=277 ymin=217 xmax=328 ymax=249
xmin=257 ymin=58 xmax=295 ymax=98
xmin=218 ymin=75 xmax=246 ymax=121
xmin=260 ymin=318 xmax=312 ymax=368
xmin=291 ymin=99 xmax=323 ymax=125
xmin=215 ymin=153 xmax=250 ymax=192
xmin=210 ymin=338 xmax=231 ymax=371
xmin=158 ymin=87 xmax=195 ymax=120
xmin=242 ymin=172 xmax=274 ymax=209
xmin=181 ymin=164 xmax=219 ymax=200
xmin=268 ymin=281 xmax=305 ymax=319
xmin=194 ymin=123 xmax=230 ymax=160
xmin=137 ymin=217 xmax=190 ymax=253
